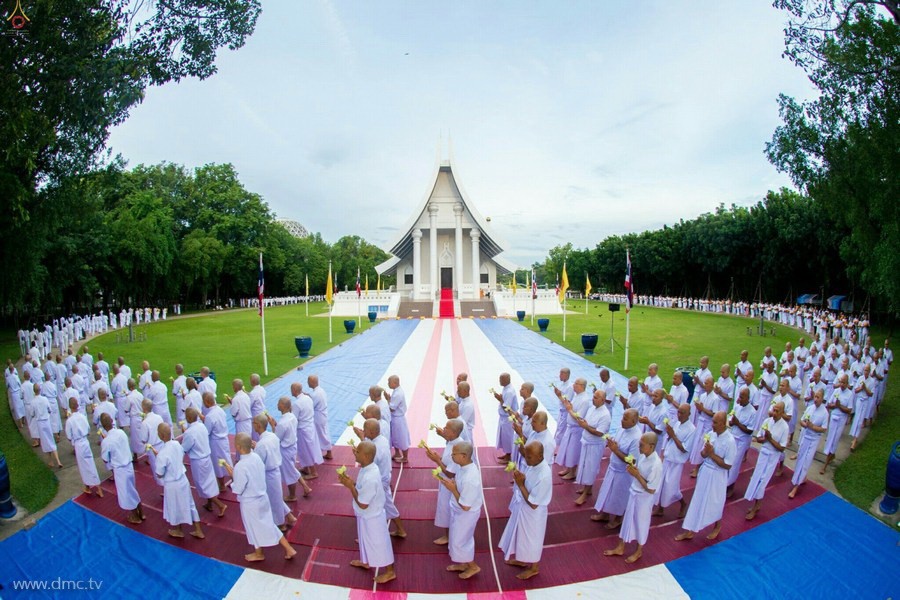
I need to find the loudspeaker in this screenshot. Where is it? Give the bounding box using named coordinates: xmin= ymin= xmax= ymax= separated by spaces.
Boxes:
xmin=608 ymin=303 xmax=620 ymax=312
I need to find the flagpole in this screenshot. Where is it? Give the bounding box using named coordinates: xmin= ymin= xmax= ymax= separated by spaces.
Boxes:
xmin=563 ymin=297 xmax=567 ymax=342
xmin=512 ymin=270 xmax=516 ymax=316
xmin=624 ymin=309 xmax=631 ymax=371
xmin=305 ymin=274 xmax=309 ymax=317
xmin=327 ymin=261 xmax=333 ymax=343
xmin=259 ymin=253 xmax=268 ymax=377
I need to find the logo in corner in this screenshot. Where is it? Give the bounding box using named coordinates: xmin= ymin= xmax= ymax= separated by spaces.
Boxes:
xmin=5 ymin=0 xmax=30 ymax=32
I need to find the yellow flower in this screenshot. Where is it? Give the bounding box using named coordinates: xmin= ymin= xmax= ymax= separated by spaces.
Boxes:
xmin=504 ymin=461 xmax=517 ymax=472
xmin=703 ymin=432 xmax=712 ymax=443
xmin=218 ymin=459 xmax=227 ymax=467
xmin=762 ymin=421 xmax=769 ymax=431
xmin=663 ymin=417 xmax=670 ymax=425
xmin=417 ymin=440 xmax=428 ymax=449
xmin=514 ymin=437 xmax=524 ymax=446
xmin=624 ymin=454 xmax=636 ymax=465
xmin=429 ymin=423 xmax=437 ymax=430
xmin=508 ymin=415 xmax=516 ymax=423
xmin=347 ymin=420 xmax=355 ymax=427
xmin=572 ymin=412 xmax=580 ymax=419
xmin=336 ymin=465 xmax=347 ymax=476
xmin=432 ymin=467 xmax=443 ymax=478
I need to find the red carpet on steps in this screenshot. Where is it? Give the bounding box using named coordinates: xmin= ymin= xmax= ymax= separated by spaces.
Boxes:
xmin=74 ymin=443 xmax=824 ymax=593
xmin=439 ymin=288 xmax=454 ymax=318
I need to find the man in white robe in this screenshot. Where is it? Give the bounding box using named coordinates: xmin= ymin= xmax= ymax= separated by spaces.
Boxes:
xmin=140 ymin=399 xmax=164 ymax=486
xmin=225 ymin=433 xmax=297 ymax=562
xmin=359 ymin=418 xmax=407 ymax=538
xmin=181 ymin=408 xmax=227 ymax=517
xmin=248 ymin=373 xmax=267 ymax=441
xmin=591 ymin=408 xmax=641 ymax=529
xmin=639 ymin=389 xmax=668 ymax=452
xmin=271 ymin=397 xmax=310 ymax=500
xmin=197 ymin=366 xmax=217 ymax=402
xmin=385 ymin=375 xmax=411 ymax=463
xmin=653 ymin=403 xmax=695 ymax=518
xmin=493 ymin=373 xmax=518 ymax=463
xmin=789 ymin=389 xmax=829 ymax=498
xmin=124 ymin=379 xmax=145 ymax=458
xmin=5 ymin=362 xmax=25 ymax=427
xmin=147 ymin=371 xmax=172 ymax=427
xmin=40 ymin=379 xmax=61 ymax=437
xmin=290 ymin=382 xmax=322 ymax=479
xmin=307 ymin=375 xmax=332 ymax=460
xmin=99 ymin=414 xmax=143 ymax=524
xmin=744 ymin=402 xmax=789 ymax=520
xmin=202 ymin=392 xmax=232 ymax=491
xmin=252 ymin=414 xmax=296 ymax=530
xmin=555 ymin=378 xmax=591 ymax=479
xmin=499 ymin=442 xmax=551 ymax=580
xmin=171 ymin=364 xmax=188 ymax=430
xmin=526 ymin=411 xmax=555 ymax=468
xmin=675 ymin=411 xmax=736 ymax=541
xmin=689 ymin=376 xmax=726 ymax=477
xmin=725 ymin=387 xmax=757 ymax=498
xmin=425 ymin=418 xmax=465 ymax=545
xmin=30 ymin=384 xmax=63 ymax=468
xmin=153 ymin=423 xmax=205 ymax=539
xmin=573 ymin=390 xmax=611 ymax=505
xmin=551 ymin=368 xmax=574 ymax=448
xmin=439 ymin=441 xmax=483 ymax=579
xmin=664 ymin=371 xmax=688 ymax=424
xmin=227 ymin=379 xmax=252 ymax=453
xmin=110 ymin=364 xmax=129 ymax=429
xmin=337 ymin=440 xmax=396 ymax=583
xmin=849 ymin=364 xmax=876 ymax=451
xmin=65 ymin=396 xmax=103 ymax=496
xmin=604 ymin=432 xmax=662 ymax=564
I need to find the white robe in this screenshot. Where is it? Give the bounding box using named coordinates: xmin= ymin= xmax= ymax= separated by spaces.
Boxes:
xmin=205 ymin=406 xmax=232 ymax=477
xmin=65 ymin=412 xmax=100 ymax=486
xmin=309 ymin=385 xmax=332 ymax=452
xmin=744 ymin=417 xmax=789 ymax=501
xmin=388 ymin=386 xmax=411 ymax=451
xmin=291 ymin=393 xmax=322 ymax=467
xmin=181 ymin=421 xmax=219 ymax=500
xmin=233 ymin=452 xmax=283 ymax=548
xmin=354 ymin=462 xmax=393 ymax=568
xmin=255 ymin=431 xmax=290 ymax=526
xmin=100 ymin=429 xmax=141 ymax=510
xmin=435 ymin=437 xmax=463 ymax=528
xmin=275 ymin=412 xmax=301 ymax=486
xmin=792 ymin=404 xmax=829 ymax=486
xmin=593 ymin=425 xmax=641 ymax=516
xmin=156 ymin=441 xmax=200 ymax=526
xmin=449 ymin=462 xmax=483 ymax=563
xmin=620 ymin=452 xmax=662 ymax=545
xmin=499 ymin=461 xmax=551 ymax=563
xmin=574 ymin=403 xmax=611 ymax=486
xmin=682 ymin=430 xmax=736 ymax=532
xmin=654 ymin=420 xmax=695 ymax=508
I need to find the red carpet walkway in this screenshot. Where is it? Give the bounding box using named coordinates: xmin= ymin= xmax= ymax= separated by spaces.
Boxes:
xmin=73 ymin=442 xmax=825 ymax=594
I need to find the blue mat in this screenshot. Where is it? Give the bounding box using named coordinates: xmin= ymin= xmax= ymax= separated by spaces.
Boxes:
xmin=258 ymin=319 xmax=419 ymax=442
xmin=475 ymin=319 xmax=630 ymax=426
xmin=0 ymin=501 xmax=241 ymax=599
xmin=666 ymin=492 xmax=900 ymax=599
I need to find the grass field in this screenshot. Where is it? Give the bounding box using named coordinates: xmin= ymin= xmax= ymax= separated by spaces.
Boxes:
xmin=1 ymin=301 xmax=895 ymax=514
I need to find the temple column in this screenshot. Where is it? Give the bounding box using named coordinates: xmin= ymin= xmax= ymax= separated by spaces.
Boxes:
xmin=428 ymin=203 xmax=439 ymax=298
xmin=412 ymin=229 xmax=422 ymax=300
xmin=470 ymin=230 xmax=481 ymax=298
xmin=453 ymin=203 xmax=464 ymax=295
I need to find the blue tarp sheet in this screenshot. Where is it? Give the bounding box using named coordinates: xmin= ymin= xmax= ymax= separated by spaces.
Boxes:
xmin=0 ymin=501 xmax=242 ymax=599
xmin=667 ymin=492 xmax=900 ymax=599
xmin=258 ymin=319 xmax=419 ymax=442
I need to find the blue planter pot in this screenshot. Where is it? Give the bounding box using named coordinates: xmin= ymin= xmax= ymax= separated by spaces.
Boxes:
xmin=295 ymin=336 xmax=312 ymax=358
xmin=537 ymin=318 xmax=549 ymax=332
xmin=344 ymin=319 xmax=356 ymax=334
xmin=368 ymin=311 xmax=377 ymax=323
xmin=516 ymin=310 xmax=525 ymax=322
xmin=0 ymin=452 xmax=16 ymax=519
xmin=581 ymin=333 xmax=599 ymax=355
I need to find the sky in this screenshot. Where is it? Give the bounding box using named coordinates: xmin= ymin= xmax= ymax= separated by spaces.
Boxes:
xmin=106 ymin=0 xmax=816 ymax=268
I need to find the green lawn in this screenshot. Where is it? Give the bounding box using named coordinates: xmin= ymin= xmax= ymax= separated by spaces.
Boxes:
xmin=1 ymin=301 xmax=895 ymax=514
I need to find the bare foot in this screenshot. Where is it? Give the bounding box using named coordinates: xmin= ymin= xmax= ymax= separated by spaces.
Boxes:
xmin=285 ymin=547 xmax=297 ymax=560
xmin=706 ymin=525 xmax=721 ymax=540
xmin=604 ymin=519 xmax=620 ymax=530
xmin=674 ymin=531 xmax=693 ymax=541
xmin=745 ymin=507 xmax=759 ymax=521
xmin=505 ymin=559 xmax=528 ymax=567
xmin=323 ymin=452 xmax=333 ymax=461
xmin=689 ymin=468 xmax=698 ymax=478
xmin=561 ymin=472 xmax=576 ymax=480
xmin=96 ymin=487 xmax=104 ymax=498
xmin=678 ymin=504 xmax=688 ymax=519
xmin=168 ymin=528 xmax=185 ymax=538
xmin=245 ymin=552 xmax=265 ymax=562
xmin=374 ymin=571 xmax=396 ymax=584
xmin=626 ymin=548 xmax=643 ymax=563
xmin=190 ymin=530 xmax=205 ymax=539
xmin=284 ymin=496 xmax=298 ymax=502
xmin=390 ymin=530 xmax=407 ymax=539
xmin=788 ymin=486 xmax=798 ymax=499
xmin=446 ymin=564 xmax=466 ymax=572
xmin=350 ymin=560 xmax=370 ymax=570
xmin=302 ymin=473 xmax=319 ymax=480
xmin=603 ymin=546 xmax=624 ymax=557
xmin=433 ymin=536 xmax=449 ymax=545
xmin=218 ymin=504 xmax=227 ymax=517
xmin=590 ymin=513 xmax=608 ymax=522
xmin=517 ymin=567 xmax=539 ymax=579
xmin=127 ymin=514 xmax=142 ymax=524
xmin=790 ymin=454 xmax=798 ymax=460
xmin=652 ymin=507 xmax=663 ymax=517
xmin=459 ymin=565 xmax=481 ymax=579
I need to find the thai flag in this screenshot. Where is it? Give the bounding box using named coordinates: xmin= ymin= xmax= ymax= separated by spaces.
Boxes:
xmin=258 ymin=253 xmax=264 ymax=316
xmin=625 ymin=250 xmax=633 ymax=313
xmin=554 ymin=273 xmax=559 ymax=298
xmin=531 ymin=267 xmax=537 ymax=299
xmin=356 ymin=267 xmax=361 ymax=298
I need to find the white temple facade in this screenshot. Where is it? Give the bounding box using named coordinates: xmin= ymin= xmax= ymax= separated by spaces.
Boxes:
xmin=375 ymin=152 xmax=516 ymax=301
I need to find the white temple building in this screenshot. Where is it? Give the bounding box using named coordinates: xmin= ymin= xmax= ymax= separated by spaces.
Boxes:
xmin=329 ymin=147 xmax=563 ymax=319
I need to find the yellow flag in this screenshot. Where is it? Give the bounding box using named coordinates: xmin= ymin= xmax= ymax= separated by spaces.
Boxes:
xmin=365 ymin=274 xmax=369 ymax=296
xmin=305 ymin=274 xmax=309 ymax=298
xmin=559 ymin=263 xmax=569 ymax=303
xmin=377 ymin=274 xmax=381 ymax=292
xmin=512 ymin=272 xmax=517 ymax=294
xmin=585 ymin=273 xmax=592 ymax=297
xmin=326 ymin=263 xmax=333 ymax=305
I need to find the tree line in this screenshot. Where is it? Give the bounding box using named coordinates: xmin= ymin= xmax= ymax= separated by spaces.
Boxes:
xmin=2 ymin=160 xmax=392 ymax=321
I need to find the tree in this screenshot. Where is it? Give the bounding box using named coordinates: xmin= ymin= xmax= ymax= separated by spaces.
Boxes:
xmin=0 ymin=0 xmax=260 ymax=315
xmin=766 ymin=1 xmax=899 ymax=315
